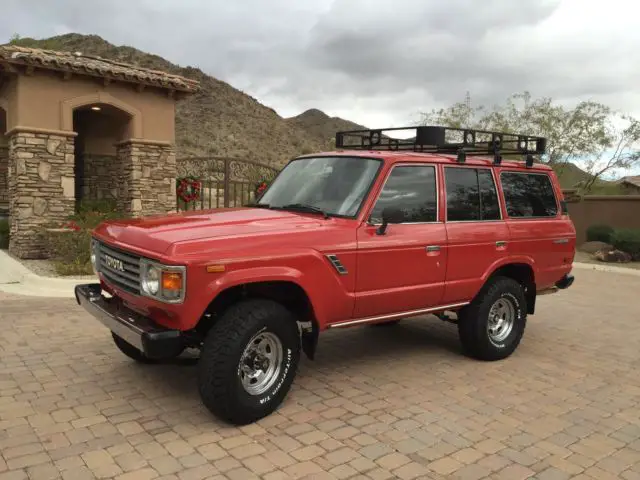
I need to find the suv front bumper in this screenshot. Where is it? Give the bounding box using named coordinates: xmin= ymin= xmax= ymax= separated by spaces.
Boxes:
xmin=74 ymin=283 xmax=186 ymax=359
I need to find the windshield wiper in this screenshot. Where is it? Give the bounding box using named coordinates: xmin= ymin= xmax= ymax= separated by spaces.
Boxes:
xmin=278 ymin=203 xmax=330 ymax=219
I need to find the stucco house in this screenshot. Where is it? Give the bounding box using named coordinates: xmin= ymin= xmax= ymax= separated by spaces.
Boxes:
xmin=618 ymin=175 xmax=640 ymax=194
xmin=0 ymin=45 xmax=199 ymax=258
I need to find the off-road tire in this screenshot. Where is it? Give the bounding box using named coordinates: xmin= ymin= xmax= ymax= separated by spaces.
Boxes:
xmin=197 ymin=299 xmax=301 ymax=425
xmin=457 ymin=276 xmax=527 ymax=361
xmin=112 ymin=333 xmax=158 ymax=364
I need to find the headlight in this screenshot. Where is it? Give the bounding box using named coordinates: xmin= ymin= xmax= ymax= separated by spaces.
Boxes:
xmin=142 ymin=265 xmax=160 ymax=295
xmin=90 ymin=239 xmax=98 ymax=273
xmin=140 ymin=260 xmax=186 ymax=303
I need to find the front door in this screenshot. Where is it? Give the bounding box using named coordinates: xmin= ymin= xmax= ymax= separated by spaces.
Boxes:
xmin=354 ymin=164 xmax=447 ymax=319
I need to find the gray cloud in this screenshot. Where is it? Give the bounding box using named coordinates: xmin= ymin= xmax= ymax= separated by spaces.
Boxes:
xmin=1 ymin=0 xmax=639 ymax=127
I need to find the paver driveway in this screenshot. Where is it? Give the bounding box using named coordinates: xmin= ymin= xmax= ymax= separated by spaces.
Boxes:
xmin=1 ymin=267 xmax=639 ymax=480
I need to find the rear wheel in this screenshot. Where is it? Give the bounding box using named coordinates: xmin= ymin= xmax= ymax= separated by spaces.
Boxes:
xmin=197 ymin=299 xmax=301 ymax=425
xmin=457 ymin=276 xmax=527 ymax=361
xmin=112 ymin=333 xmax=158 ymax=364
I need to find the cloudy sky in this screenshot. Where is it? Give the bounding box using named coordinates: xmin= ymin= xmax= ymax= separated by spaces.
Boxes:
xmin=1 ymin=0 xmax=639 ymax=130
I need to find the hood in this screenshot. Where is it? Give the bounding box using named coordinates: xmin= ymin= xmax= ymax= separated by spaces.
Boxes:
xmin=93 ymin=207 xmax=330 ymax=256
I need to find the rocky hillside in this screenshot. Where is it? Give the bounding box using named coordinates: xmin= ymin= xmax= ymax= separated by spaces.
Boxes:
xmin=7 ymin=33 xmax=350 ymax=166
xmin=285 ymin=109 xmax=367 ymax=146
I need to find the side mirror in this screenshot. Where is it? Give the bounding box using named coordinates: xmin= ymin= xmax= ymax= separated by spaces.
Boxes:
xmin=376 ymin=207 xmax=404 ymax=235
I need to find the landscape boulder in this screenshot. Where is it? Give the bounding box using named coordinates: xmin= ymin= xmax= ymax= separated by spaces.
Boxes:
xmin=579 ymin=241 xmax=613 ymax=254
xmin=594 ymin=249 xmax=632 ymax=263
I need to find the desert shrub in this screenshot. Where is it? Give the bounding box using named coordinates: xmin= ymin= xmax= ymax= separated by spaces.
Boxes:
xmin=44 ymin=227 xmax=94 ymax=275
xmin=586 ymin=224 xmax=615 ymax=243
xmin=0 ymin=218 xmax=9 ymax=249
xmin=610 ymin=228 xmax=640 ymax=261
xmin=71 ymin=199 xmax=123 ymax=228
xmin=42 ymin=199 xmax=128 ymax=275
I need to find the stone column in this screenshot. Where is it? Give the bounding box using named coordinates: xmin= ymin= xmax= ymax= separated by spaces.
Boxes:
xmin=0 ymin=145 xmax=8 ymax=216
xmin=8 ymin=131 xmax=75 ymax=259
xmin=116 ymin=141 xmax=176 ymax=216
xmin=82 ymin=154 xmax=119 ymax=201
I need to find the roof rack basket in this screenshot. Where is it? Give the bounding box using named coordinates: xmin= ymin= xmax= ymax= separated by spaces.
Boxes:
xmin=335 ymin=125 xmax=546 ymax=167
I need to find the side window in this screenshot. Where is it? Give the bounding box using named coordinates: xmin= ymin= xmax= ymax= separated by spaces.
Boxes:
xmin=445 ymin=167 xmax=501 ymax=221
xmin=478 ymin=170 xmax=501 ymax=220
xmin=369 ymin=165 xmax=437 ymax=223
xmin=501 ymin=172 xmax=558 ymax=218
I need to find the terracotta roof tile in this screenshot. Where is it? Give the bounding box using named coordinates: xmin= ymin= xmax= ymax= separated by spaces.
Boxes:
xmin=0 ymin=45 xmax=199 ymax=93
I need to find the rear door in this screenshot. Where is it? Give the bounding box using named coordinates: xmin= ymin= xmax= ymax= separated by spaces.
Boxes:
xmin=499 ymin=170 xmax=575 ymax=289
xmin=441 ymin=165 xmax=510 ymax=304
xmin=354 ymin=163 xmax=447 ymax=318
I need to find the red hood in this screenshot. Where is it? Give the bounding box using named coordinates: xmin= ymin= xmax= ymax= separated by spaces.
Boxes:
xmin=93 ymin=207 xmax=331 ymax=256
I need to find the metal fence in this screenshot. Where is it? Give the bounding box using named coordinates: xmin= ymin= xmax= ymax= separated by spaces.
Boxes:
xmin=175 ymin=156 xmax=279 ymax=212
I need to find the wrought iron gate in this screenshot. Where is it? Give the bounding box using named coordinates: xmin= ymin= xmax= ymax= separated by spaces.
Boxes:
xmin=175 ymin=157 xmax=279 ymax=212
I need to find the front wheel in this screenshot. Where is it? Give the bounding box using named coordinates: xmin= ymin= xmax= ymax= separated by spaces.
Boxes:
xmin=457 ymin=276 xmax=527 ymax=361
xmin=197 ymin=299 xmax=301 ymax=425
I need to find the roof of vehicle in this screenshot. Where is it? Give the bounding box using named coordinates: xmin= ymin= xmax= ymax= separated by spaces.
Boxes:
xmin=298 ymin=149 xmax=554 ymax=171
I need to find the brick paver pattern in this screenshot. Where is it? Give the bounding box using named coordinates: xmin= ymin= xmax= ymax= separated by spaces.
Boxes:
xmin=1 ymin=268 xmax=639 ymax=479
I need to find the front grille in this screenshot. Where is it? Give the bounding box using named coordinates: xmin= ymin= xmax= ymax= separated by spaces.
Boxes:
xmin=97 ymin=241 xmax=141 ymax=295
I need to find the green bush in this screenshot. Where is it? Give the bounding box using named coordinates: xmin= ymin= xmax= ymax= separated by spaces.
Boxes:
xmin=586 ymin=224 xmax=615 ymax=243
xmin=42 ymin=199 xmax=128 ymax=276
xmin=44 ymin=228 xmax=94 ymax=275
xmin=0 ymin=218 xmax=9 ymax=249
xmin=611 ymin=228 xmax=640 ymax=261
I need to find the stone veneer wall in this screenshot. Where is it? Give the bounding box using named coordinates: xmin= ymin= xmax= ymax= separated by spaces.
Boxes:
xmin=81 ymin=154 xmax=119 ymax=201
xmin=8 ymin=131 xmax=75 ymax=259
xmin=0 ymin=146 xmax=8 ymax=214
xmin=116 ymin=141 xmax=176 ymax=216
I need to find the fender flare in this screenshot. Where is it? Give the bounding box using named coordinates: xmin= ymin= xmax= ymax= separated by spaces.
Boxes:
xmin=481 ymin=255 xmax=537 ymax=284
xmin=202 ymin=266 xmax=322 ymax=359
xmin=479 ymin=256 xmax=538 ymax=314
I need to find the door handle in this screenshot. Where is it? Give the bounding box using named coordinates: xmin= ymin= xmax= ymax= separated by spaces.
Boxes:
xmin=496 ymin=240 xmax=507 ymax=248
xmin=426 ymin=245 xmax=441 ymax=252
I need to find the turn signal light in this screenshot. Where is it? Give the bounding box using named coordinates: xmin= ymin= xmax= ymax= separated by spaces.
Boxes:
xmin=162 ymin=272 xmax=183 ymax=291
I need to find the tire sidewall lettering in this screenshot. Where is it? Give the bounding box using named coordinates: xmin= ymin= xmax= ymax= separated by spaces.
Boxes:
xmin=257 ymin=347 xmax=292 ymax=405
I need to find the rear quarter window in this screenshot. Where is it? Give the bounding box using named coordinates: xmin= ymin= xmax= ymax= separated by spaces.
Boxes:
xmin=500 ymin=171 xmax=558 ymax=218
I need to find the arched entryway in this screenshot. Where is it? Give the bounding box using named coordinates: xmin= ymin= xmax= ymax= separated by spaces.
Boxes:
xmin=72 ymin=103 xmax=132 ymax=209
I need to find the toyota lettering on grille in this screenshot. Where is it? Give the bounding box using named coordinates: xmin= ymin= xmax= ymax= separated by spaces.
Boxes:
xmin=104 ymin=254 xmax=125 ymax=272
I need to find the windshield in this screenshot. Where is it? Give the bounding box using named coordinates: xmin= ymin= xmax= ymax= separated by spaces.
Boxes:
xmin=258 ymin=156 xmax=381 ymax=217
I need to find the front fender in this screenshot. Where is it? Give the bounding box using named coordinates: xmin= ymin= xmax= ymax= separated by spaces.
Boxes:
xmin=186 ymin=250 xmax=356 ymax=330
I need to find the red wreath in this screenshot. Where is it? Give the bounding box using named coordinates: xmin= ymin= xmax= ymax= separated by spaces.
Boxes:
xmin=177 ymin=177 xmax=201 ymax=203
xmin=255 ymin=181 xmax=268 ymax=197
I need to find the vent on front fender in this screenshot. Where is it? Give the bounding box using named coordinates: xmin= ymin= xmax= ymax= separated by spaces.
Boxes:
xmin=326 ymin=254 xmax=348 ymax=275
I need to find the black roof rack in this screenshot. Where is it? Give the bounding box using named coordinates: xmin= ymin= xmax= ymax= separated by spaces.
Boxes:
xmin=334 ymin=125 xmax=547 ymax=167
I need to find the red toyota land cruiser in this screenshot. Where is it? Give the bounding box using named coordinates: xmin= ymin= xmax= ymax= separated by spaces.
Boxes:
xmin=76 ymin=126 xmax=576 ymax=425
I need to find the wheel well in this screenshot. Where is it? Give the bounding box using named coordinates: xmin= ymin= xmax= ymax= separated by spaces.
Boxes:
xmin=197 ymin=281 xmax=320 ymax=359
xmin=488 ymin=264 xmax=536 ymax=314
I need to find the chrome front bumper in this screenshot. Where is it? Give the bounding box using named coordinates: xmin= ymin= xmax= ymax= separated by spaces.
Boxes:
xmin=74 ymin=283 xmax=185 ymax=359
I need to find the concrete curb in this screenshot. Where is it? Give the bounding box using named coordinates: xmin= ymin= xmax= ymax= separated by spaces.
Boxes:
xmin=571 ymin=261 xmax=640 ymax=276
xmin=0 ymin=249 xmax=96 ymax=298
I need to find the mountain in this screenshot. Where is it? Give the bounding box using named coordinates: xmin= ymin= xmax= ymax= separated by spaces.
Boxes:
xmin=286 ymin=109 xmax=367 ymax=146
xmin=6 ymin=33 xmax=339 ymax=166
